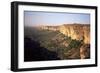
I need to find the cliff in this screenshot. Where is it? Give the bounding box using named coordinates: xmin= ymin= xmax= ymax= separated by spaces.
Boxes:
xmin=59 ymin=24 xmax=90 ymax=44
xmin=25 ymin=24 xmax=90 ymax=59
xmin=41 ymin=24 xmax=90 ymax=44
xmin=40 ymin=24 xmax=90 ymax=59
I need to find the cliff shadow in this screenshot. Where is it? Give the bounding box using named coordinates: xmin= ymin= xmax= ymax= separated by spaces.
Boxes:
xmin=24 ymin=37 xmax=60 ymax=62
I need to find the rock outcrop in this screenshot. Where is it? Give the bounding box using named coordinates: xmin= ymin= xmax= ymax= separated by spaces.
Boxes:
xmin=59 ymin=24 xmax=90 ymax=44
xmin=40 ymin=24 xmax=90 ymax=44
xmin=80 ymin=44 xmax=90 ymax=59
xmin=59 ymin=24 xmax=90 ymax=59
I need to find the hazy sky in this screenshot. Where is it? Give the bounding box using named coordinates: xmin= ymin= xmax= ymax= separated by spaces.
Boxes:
xmin=24 ymin=11 xmax=90 ymax=26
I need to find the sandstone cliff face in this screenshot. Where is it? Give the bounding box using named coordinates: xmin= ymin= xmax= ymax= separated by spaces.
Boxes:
xmin=59 ymin=24 xmax=90 ymax=44
xmin=83 ymin=26 xmax=90 ymax=44
xmin=40 ymin=24 xmax=90 ymax=44
xmin=59 ymin=24 xmax=90 ymax=59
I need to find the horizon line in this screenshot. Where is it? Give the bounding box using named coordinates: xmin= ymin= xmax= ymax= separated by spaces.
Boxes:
xmin=25 ymin=23 xmax=90 ymax=27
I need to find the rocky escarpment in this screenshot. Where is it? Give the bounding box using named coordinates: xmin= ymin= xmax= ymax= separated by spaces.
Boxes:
xmin=38 ymin=24 xmax=90 ymax=59
xmin=59 ymin=24 xmax=90 ymax=44
xmin=41 ymin=24 xmax=90 ymax=44
xmin=58 ymin=24 xmax=90 ymax=59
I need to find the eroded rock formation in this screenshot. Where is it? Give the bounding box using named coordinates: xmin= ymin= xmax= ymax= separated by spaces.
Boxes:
xmin=39 ymin=24 xmax=90 ymax=59
xmin=40 ymin=24 xmax=90 ymax=44
xmin=59 ymin=24 xmax=90 ymax=44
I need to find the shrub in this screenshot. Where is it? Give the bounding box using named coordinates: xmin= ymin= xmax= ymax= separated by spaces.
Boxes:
xmin=64 ymin=39 xmax=82 ymax=52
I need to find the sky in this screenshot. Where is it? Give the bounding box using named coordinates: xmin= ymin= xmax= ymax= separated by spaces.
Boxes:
xmin=24 ymin=11 xmax=90 ymax=26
